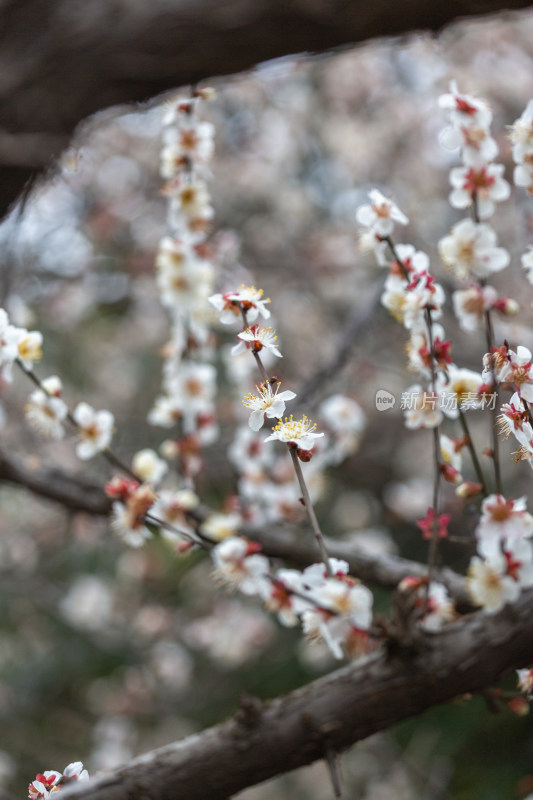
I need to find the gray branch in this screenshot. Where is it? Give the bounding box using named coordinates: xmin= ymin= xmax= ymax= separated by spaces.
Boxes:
xmin=58 ymin=587 xmax=533 ymax=800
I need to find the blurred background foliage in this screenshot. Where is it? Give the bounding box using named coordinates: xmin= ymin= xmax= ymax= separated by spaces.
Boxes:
xmin=3 ymin=9 xmax=533 ymax=799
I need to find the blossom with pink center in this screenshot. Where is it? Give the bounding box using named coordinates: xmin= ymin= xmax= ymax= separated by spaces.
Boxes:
xmin=232 ymin=325 xmax=282 ymax=358
xmin=438 ymin=81 xmax=493 ymax=131
xmin=406 ymin=321 xmax=451 ymax=378
xmin=438 ymin=218 xmax=509 ymax=280
xmin=440 ymin=120 xmax=498 ymax=167
xmin=402 ymin=270 xmax=445 ymax=330
xmin=242 ymin=381 xmax=296 ymax=431
xmin=209 ymin=285 xmax=271 ymax=325
xmin=449 ymin=163 xmax=510 ymax=219
xmin=356 ymin=188 xmax=409 ymax=238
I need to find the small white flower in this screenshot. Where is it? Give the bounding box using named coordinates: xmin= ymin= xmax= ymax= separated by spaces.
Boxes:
xmin=209 ymin=286 xmax=271 ymax=325
xmin=452 ymin=284 xmax=498 ymax=332
xmin=211 ymin=536 xmax=270 ymax=595
xmin=25 ymin=376 xmax=68 ymax=440
xmin=264 ymin=414 xmax=324 ymax=450
xmin=242 ymin=382 xmax=296 ymax=431
xmin=132 ymin=449 xmax=168 ymax=485
xmin=201 ymin=512 xmax=242 ymax=542
xmin=467 ymin=553 xmax=520 ymax=614
xmin=439 ymin=218 xmax=509 ymax=280
xmin=232 ymin=325 xmax=282 ymax=358
xmin=73 ymin=401 xmax=114 ymax=460
xmin=509 ymin=99 xmax=533 ymax=163
xmin=356 ymin=188 xmax=409 ymax=237
xmin=14 ymin=328 xmax=43 ymax=370
xmin=449 ymin=164 xmax=510 ymax=219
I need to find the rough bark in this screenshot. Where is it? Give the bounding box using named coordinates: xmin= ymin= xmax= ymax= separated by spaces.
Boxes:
xmin=57 ymin=587 xmax=533 ymax=800
xmin=1 ymin=0 xmax=533 ymax=216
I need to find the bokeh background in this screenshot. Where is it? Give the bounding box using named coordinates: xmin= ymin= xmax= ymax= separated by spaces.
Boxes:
xmin=3 ymin=9 xmax=533 ymax=799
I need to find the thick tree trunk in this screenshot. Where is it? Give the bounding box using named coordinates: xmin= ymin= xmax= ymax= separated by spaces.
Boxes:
xmin=0 ymin=0 xmax=533 ymax=215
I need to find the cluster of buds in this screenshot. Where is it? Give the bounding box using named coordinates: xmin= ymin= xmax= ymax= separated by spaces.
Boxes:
xmin=149 ymin=87 xmax=219 ymax=479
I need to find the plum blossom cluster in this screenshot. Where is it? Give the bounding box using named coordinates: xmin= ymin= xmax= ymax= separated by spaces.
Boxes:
xmin=149 ymin=88 xmax=219 ymax=477
xmin=0 ymin=306 xmax=116 ymax=458
xmin=508 ymin=99 xmax=533 ymax=284
xmin=208 ymin=283 xmax=366 ymax=527
xmin=28 ymin=762 xmax=89 ymax=799
xmin=211 ymin=538 xmax=373 ymax=660
xmin=467 ymin=494 xmax=533 ymax=614
xmin=437 ymin=83 xmax=517 ymax=338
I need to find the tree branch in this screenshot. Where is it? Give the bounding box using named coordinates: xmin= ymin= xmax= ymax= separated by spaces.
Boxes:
xmin=0 ymin=449 xmax=468 ymax=601
xmin=1 ymin=0 xmax=533 ymax=215
xmin=58 ymin=588 xmax=533 ymax=800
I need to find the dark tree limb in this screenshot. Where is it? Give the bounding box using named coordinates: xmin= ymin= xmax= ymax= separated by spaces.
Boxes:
xmin=1 ymin=0 xmax=533 ymax=216
xmin=58 ymin=588 xmax=533 ymax=800
xmin=0 ymin=449 xmax=468 ymax=601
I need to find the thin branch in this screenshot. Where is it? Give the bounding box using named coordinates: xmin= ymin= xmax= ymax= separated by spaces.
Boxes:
xmin=58 ymin=587 xmax=533 ymax=800
xmin=0 ymin=450 xmax=469 ymax=602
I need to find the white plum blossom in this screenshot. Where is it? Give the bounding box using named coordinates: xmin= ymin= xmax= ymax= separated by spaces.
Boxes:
xmin=209 ymin=286 xmax=271 ymax=325
xmin=402 ymin=271 xmax=445 ymax=330
xmin=402 ymin=385 xmax=443 ymax=429
xmin=440 ymin=119 xmax=498 ymax=167
xmin=467 ymin=552 xmax=520 ymax=614
xmin=301 ymin=579 xmax=373 ymax=660
xmin=514 ymin=159 xmax=533 ymax=195
xmin=522 ymin=249 xmax=533 ymax=284
xmin=448 ymin=163 xmax=510 ymax=219
xmin=25 ymin=375 xmax=68 ymax=440
xmin=509 ymin=99 xmax=533 ymax=164
xmin=475 ymin=494 xmax=533 ymax=553
xmin=28 ymin=763 xmax=89 ymax=800
xmin=201 ymin=512 xmax=242 ymax=542
xmin=211 ymin=536 xmax=270 ymax=595
xmin=381 ymin=272 xmax=409 ymax=324
xmin=438 ymin=81 xmax=493 ymax=131
xmin=242 ymin=381 xmax=296 ymax=431
xmin=160 ymin=118 xmax=215 ymax=178
xmin=0 ymin=308 xmax=20 ymax=381
xmin=132 ymin=448 xmax=168 ymax=485
xmin=356 ymin=189 xmax=409 ymax=238
xmin=232 ymin=325 xmax=282 ymax=358
xmin=436 ymin=365 xmax=483 ymax=419
xmin=420 ymin=582 xmax=455 ymax=632
xmin=73 ymin=402 xmax=114 ymax=460
xmin=452 ymin=284 xmax=498 ymax=332
xmin=264 ymin=415 xmax=324 ymax=451
xmin=111 ymin=483 xmax=157 ymax=548
xmin=14 ymin=328 xmax=43 ymax=371
xmin=439 ymin=219 xmax=510 ymax=280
